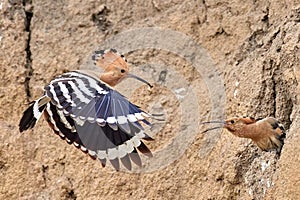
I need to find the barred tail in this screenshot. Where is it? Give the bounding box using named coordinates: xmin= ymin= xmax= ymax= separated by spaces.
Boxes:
xmin=19 ymin=96 xmax=50 ymax=132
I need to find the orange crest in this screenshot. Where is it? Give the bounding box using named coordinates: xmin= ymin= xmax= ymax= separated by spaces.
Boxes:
xmin=92 ymin=49 xmax=129 ymax=72
xmin=92 ymin=48 xmax=152 ymax=88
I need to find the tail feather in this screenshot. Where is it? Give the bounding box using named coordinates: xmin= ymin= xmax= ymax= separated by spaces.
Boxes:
xmin=19 ymin=96 xmax=49 ymax=132
xmin=19 ymin=103 xmax=36 ymax=132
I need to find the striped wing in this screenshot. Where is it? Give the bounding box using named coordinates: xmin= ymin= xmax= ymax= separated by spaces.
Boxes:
xmin=43 ymin=71 xmax=153 ymax=170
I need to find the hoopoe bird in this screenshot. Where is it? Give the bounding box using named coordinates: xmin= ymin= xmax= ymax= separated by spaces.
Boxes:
xmin=19 ymin=48 xmax=154 ymax=171
xmin=202 ymin=117 xmax=286 ymax=154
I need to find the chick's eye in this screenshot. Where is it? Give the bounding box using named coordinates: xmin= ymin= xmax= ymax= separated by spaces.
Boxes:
xmin=120 ymin=69 xmax=126 ymax=73
xmin=230 ymin=120 xmax=235 ymax=124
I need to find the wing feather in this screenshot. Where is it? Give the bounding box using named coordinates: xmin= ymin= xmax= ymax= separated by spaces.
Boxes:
xmin=42 ymin=71 xmax=153 ymax=170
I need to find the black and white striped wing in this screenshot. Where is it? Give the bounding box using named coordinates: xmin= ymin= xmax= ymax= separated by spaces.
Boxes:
xmin=43 ymin=71 xmax=153 ymax=170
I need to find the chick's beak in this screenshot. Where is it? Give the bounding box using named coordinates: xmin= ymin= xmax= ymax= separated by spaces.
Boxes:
xmin=200 ymin=120 xmax=226 ymax=133
xmin=201 ymin=120 xmax=226 ymax=124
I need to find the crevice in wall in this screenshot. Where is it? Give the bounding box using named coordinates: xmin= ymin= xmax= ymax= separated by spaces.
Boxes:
xmin=41 ymin=164 xmax=48 ymax=187
xmin=23 ymin=0 xmax=33 ymax=102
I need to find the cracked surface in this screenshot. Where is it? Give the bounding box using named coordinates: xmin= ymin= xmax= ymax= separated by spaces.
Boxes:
xmin=23 ymin=0 xmax=33 ymax=101
xmin=0 ymin=0 xmax=300 ymax=199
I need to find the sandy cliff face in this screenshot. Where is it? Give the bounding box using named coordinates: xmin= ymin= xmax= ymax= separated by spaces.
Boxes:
xmin=0 ymin=0 xmax=299 ymax=199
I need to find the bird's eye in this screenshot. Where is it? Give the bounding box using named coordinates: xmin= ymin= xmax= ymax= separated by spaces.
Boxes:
xmin=120 ymin=69 xmax=126 ymax=73
xmin=230 ymin=120 xmax=235 ymax=124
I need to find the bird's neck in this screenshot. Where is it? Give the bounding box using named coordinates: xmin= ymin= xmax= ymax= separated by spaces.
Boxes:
xmin=233 ymin=123 xmax=259 ymax=139
xmin=100 ymin=73 xmax=119 ymax=87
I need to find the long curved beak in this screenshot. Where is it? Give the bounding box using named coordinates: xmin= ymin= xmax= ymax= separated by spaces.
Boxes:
xmin=127 ymin=73 xmax=153 ymax=88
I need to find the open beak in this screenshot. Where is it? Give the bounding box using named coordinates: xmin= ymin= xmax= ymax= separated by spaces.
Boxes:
xmin=200 ymin=120 xmax=226 ymax=133
xmin=201 ymin=120 xmax=226 ymax=124
xmin=127 ymin=73 xmax=153 ymax=88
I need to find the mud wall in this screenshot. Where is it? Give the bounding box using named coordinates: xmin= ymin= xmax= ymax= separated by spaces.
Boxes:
xmin=0 ymin=0 xmax=299 ymax=199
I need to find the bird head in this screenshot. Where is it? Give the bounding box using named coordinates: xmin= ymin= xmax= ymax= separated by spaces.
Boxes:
xmin=93 ymin=49 xmax=152 ymax=87
xmin=223 ymin=117 xmax=256 ymax=133
xmin=201 ymin=117 xmax=256 ymax=134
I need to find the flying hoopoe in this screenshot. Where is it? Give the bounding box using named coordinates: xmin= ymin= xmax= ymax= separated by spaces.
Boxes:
xmin=19 ymin=48 xmax=154 ymax=171
xmin=202 ymin=117 xmax=286 ymax=154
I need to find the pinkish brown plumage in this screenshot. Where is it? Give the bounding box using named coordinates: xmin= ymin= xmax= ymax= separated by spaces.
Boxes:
xmin=203 ymin=117 xmax=286 ymax=154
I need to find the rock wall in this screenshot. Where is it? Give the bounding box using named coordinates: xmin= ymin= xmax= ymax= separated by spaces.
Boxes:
xmin=0 ymin=0 xmax=299 ymax=199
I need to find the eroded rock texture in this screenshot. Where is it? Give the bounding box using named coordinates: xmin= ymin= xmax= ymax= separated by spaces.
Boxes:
xmin=0 ymin=0 xmax=299 ymax=199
